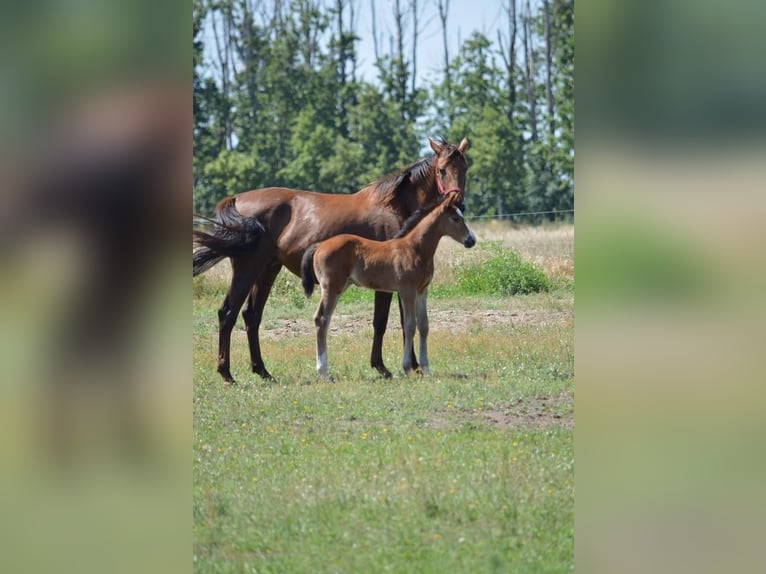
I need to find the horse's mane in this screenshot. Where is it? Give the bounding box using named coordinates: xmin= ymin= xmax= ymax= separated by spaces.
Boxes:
xmin=366 ymin=138 xmax=465 ymax=208
xmin=369 ymin=155 xmax=434 ymax=200
xmin=369 ymin=137 xmax=458 ymax=199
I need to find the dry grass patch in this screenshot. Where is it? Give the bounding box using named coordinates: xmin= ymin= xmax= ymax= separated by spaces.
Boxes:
xmin=434 ymin=222 xmax=574 ymax=285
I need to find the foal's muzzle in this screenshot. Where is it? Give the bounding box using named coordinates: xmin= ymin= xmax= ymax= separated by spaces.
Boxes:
xmin=463 ymin=232 xmax=476 ymax=248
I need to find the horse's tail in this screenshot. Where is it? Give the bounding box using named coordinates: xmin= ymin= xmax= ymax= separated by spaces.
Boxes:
xmin=193 ymin=198 xmax=265 ymax=277
xmin=301 ymin=243 xmax=319 ymax=298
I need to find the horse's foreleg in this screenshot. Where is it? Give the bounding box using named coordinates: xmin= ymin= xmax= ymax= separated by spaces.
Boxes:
xmin=398 ymin=294 xmax=419 ymax=371
xmin=243 ymin=262 xmax=282 ymax=381
xmin=399 ymin=291 xmax=417 ymax=375
xmin=217 ymin=259 xmax=258 ymax=385
xmin=314 ymin=288 xmax=339 ymax=380
xmin=415 ymin=291 xmax=430 ymax=375
xmin=371 ymin=291 xmax=393 ymax=378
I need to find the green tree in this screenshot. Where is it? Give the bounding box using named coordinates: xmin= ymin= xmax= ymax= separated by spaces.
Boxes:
xmin=192 ymin=0 xmax=574 ymax=219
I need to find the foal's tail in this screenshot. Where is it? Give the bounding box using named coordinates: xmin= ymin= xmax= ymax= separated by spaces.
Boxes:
xmin=301 ymin=244 xmax=319 ymax=298
xmin=193 ymin=198 xmax=265 ymax=277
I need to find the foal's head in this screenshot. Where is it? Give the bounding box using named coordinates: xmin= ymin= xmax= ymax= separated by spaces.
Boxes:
xmin=437 ymin=193 xmax=477 ymax=249
xmin=429 ymin=137 xmax=469 ymax=204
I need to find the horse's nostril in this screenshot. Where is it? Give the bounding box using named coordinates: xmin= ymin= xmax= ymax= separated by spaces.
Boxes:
xmin=464 ymin=237 xmax=476 ymax=248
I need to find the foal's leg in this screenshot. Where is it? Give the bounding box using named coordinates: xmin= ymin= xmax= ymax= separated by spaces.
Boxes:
xmin=242 ymin=262 xmax=282 ymax=381
xmin=415 ymin=291 xmax=430 ymax=375
xmin=399 ymin=290 xmax=418 ymax=375
xmin=398 ymin=294 xmax=419 ymax=372
xmin=217 ymin=256 xmax=259 ymax=384
xmin=315 ymin=286 xmax=341 ymax=380
xmin=370 ymin=291 xmax=393 ymax=378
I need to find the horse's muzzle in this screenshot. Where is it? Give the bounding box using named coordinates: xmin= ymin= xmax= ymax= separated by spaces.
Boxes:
xmin=463 ymin=235 xmax=476 ymax=248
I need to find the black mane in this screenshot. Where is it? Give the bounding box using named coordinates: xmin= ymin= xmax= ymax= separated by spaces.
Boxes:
xmin=371 ymin=155 xmax=435 ymax=200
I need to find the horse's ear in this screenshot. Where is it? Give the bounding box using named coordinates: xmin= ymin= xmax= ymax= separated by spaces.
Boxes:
xmin=429 ymin=138 xmax=443 ymax=154
xmin=458 ymin=137 xmax=469 ymax=153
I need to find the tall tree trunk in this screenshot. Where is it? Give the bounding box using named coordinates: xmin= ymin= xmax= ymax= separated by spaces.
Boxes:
xmin=523 ymin=0 xmax=538 ymax=142
xmin=235 ymin=0 xmax=260 ymax=132
xmin=336 ymin=0 xmax=347 ymax=86
xmin=210 ymin=6 xmax=232 ymax=150
xmin=497 ymin=0 xmax=517 ymax=121
xmin=411 ymin=0 xmax=418 ymax=94
xmin=371 ymin=0 xmax=380 ymax=61
xmin=392 ymin=0 xmax=408 ymax=120
xmin=349 ymin=0 xmax=358 ymax=83
xmin=544 ymin=0 xmax=554 ymax=138
xmin=435 ymin=0 xmax=451 ymax=121
xmin=394 ymin=0 xmax=405 ymax=61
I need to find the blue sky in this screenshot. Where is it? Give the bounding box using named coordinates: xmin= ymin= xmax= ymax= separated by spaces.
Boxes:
xmin=200 ymin=0 xmax=542 ymax=88
xmin=353 ymin=0 xmax=509 ymax=85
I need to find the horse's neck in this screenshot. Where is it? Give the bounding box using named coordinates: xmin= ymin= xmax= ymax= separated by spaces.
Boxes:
xmin=399 ymin=166 xmax=437 ymax=217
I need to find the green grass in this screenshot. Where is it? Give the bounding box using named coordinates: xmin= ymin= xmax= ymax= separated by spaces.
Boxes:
xmin=193 ymin=235 xmax=573 ymax=573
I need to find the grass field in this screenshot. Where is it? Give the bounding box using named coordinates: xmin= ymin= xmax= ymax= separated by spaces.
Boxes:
xmin=193 ymin=222 xmax=574 ymax=573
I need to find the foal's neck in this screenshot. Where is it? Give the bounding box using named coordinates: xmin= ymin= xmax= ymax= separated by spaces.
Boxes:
xmin=406 ymin=209 xmax=446 ymax=260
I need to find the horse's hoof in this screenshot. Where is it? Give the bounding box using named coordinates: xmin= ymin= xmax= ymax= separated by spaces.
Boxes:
xmin=222 ymin=379 xmax=237 ymax=387
xmin=253 ymin=365 xmax=275 ymax=381
xmin=372 ymin=364 xmax=393 ymax=378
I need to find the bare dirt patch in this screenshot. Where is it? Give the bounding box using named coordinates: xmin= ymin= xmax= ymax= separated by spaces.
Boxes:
xmin=425 ymin=394 xmax=573 ymax=432
xmin=480 ymin=395 xmax=573 ymax=430
xmin=258 ymin=305 xmax=571 ymax=341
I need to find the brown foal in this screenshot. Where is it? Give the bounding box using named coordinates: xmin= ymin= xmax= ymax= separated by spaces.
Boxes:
xmin=301 ymin=193 xmax=476 ymax=379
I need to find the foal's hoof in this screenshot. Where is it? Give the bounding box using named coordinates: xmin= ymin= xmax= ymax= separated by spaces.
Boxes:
xmin=404 ymin=366 xmax=429 ymax=377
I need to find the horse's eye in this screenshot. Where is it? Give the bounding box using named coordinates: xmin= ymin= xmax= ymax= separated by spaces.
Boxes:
xmin=439 ymin=169 xmax=446 ymax=177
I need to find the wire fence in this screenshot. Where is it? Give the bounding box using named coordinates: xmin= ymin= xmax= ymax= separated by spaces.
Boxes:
xmin=465 ymin=209 xmax=575 ymax=222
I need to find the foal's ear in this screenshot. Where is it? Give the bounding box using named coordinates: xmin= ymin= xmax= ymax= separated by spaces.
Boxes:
xmin=457 ymin=137 xmax=469 ymax=153
xmin=446 ymin=193 xmax=465 ymax=213
xmin=429 ymin=138 xmax=443 ymax=154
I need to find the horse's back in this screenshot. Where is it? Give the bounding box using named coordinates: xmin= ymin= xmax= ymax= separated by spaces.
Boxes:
xmin=227 ymin=186 xmax=302 ymax=217
xmin=210 ymin=186 xmax=396 ymax=276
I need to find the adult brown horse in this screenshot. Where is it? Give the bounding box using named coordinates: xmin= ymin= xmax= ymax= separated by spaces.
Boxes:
xmin=301 ymin=192 xmax=476 ymax=379
xmin=193 ymin=137 xmax=469 ymax=384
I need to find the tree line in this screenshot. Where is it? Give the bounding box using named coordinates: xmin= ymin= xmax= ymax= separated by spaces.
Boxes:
xmin=193 ymin=0 xmax=573 ymax=221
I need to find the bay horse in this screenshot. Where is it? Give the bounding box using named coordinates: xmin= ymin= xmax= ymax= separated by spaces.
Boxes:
xmin=193 ymin=137 xmax=469 ymax=383
xmin=301 ymin=192 xmax=476 ymax=379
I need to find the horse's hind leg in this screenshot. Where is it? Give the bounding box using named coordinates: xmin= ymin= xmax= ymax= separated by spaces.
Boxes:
xmin=243 ymin=262 xmax=282 ymax=381
xmin=371 ymin=291 xmax=393 ymax=378
xmin=217 ymin=256 xmax=259 ymax=384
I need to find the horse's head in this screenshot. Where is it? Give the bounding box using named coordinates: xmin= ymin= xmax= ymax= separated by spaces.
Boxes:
xmin=429 ymin=137 xmax=469 ymax=204
xmin=438 ymin=193 xmax=476 ymax=249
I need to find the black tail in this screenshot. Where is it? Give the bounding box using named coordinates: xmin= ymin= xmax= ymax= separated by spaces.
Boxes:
xmin=192 ymin=198 xmax=265 ymax=277
xmin=301 ymin=244 xmax=319 ymax=297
